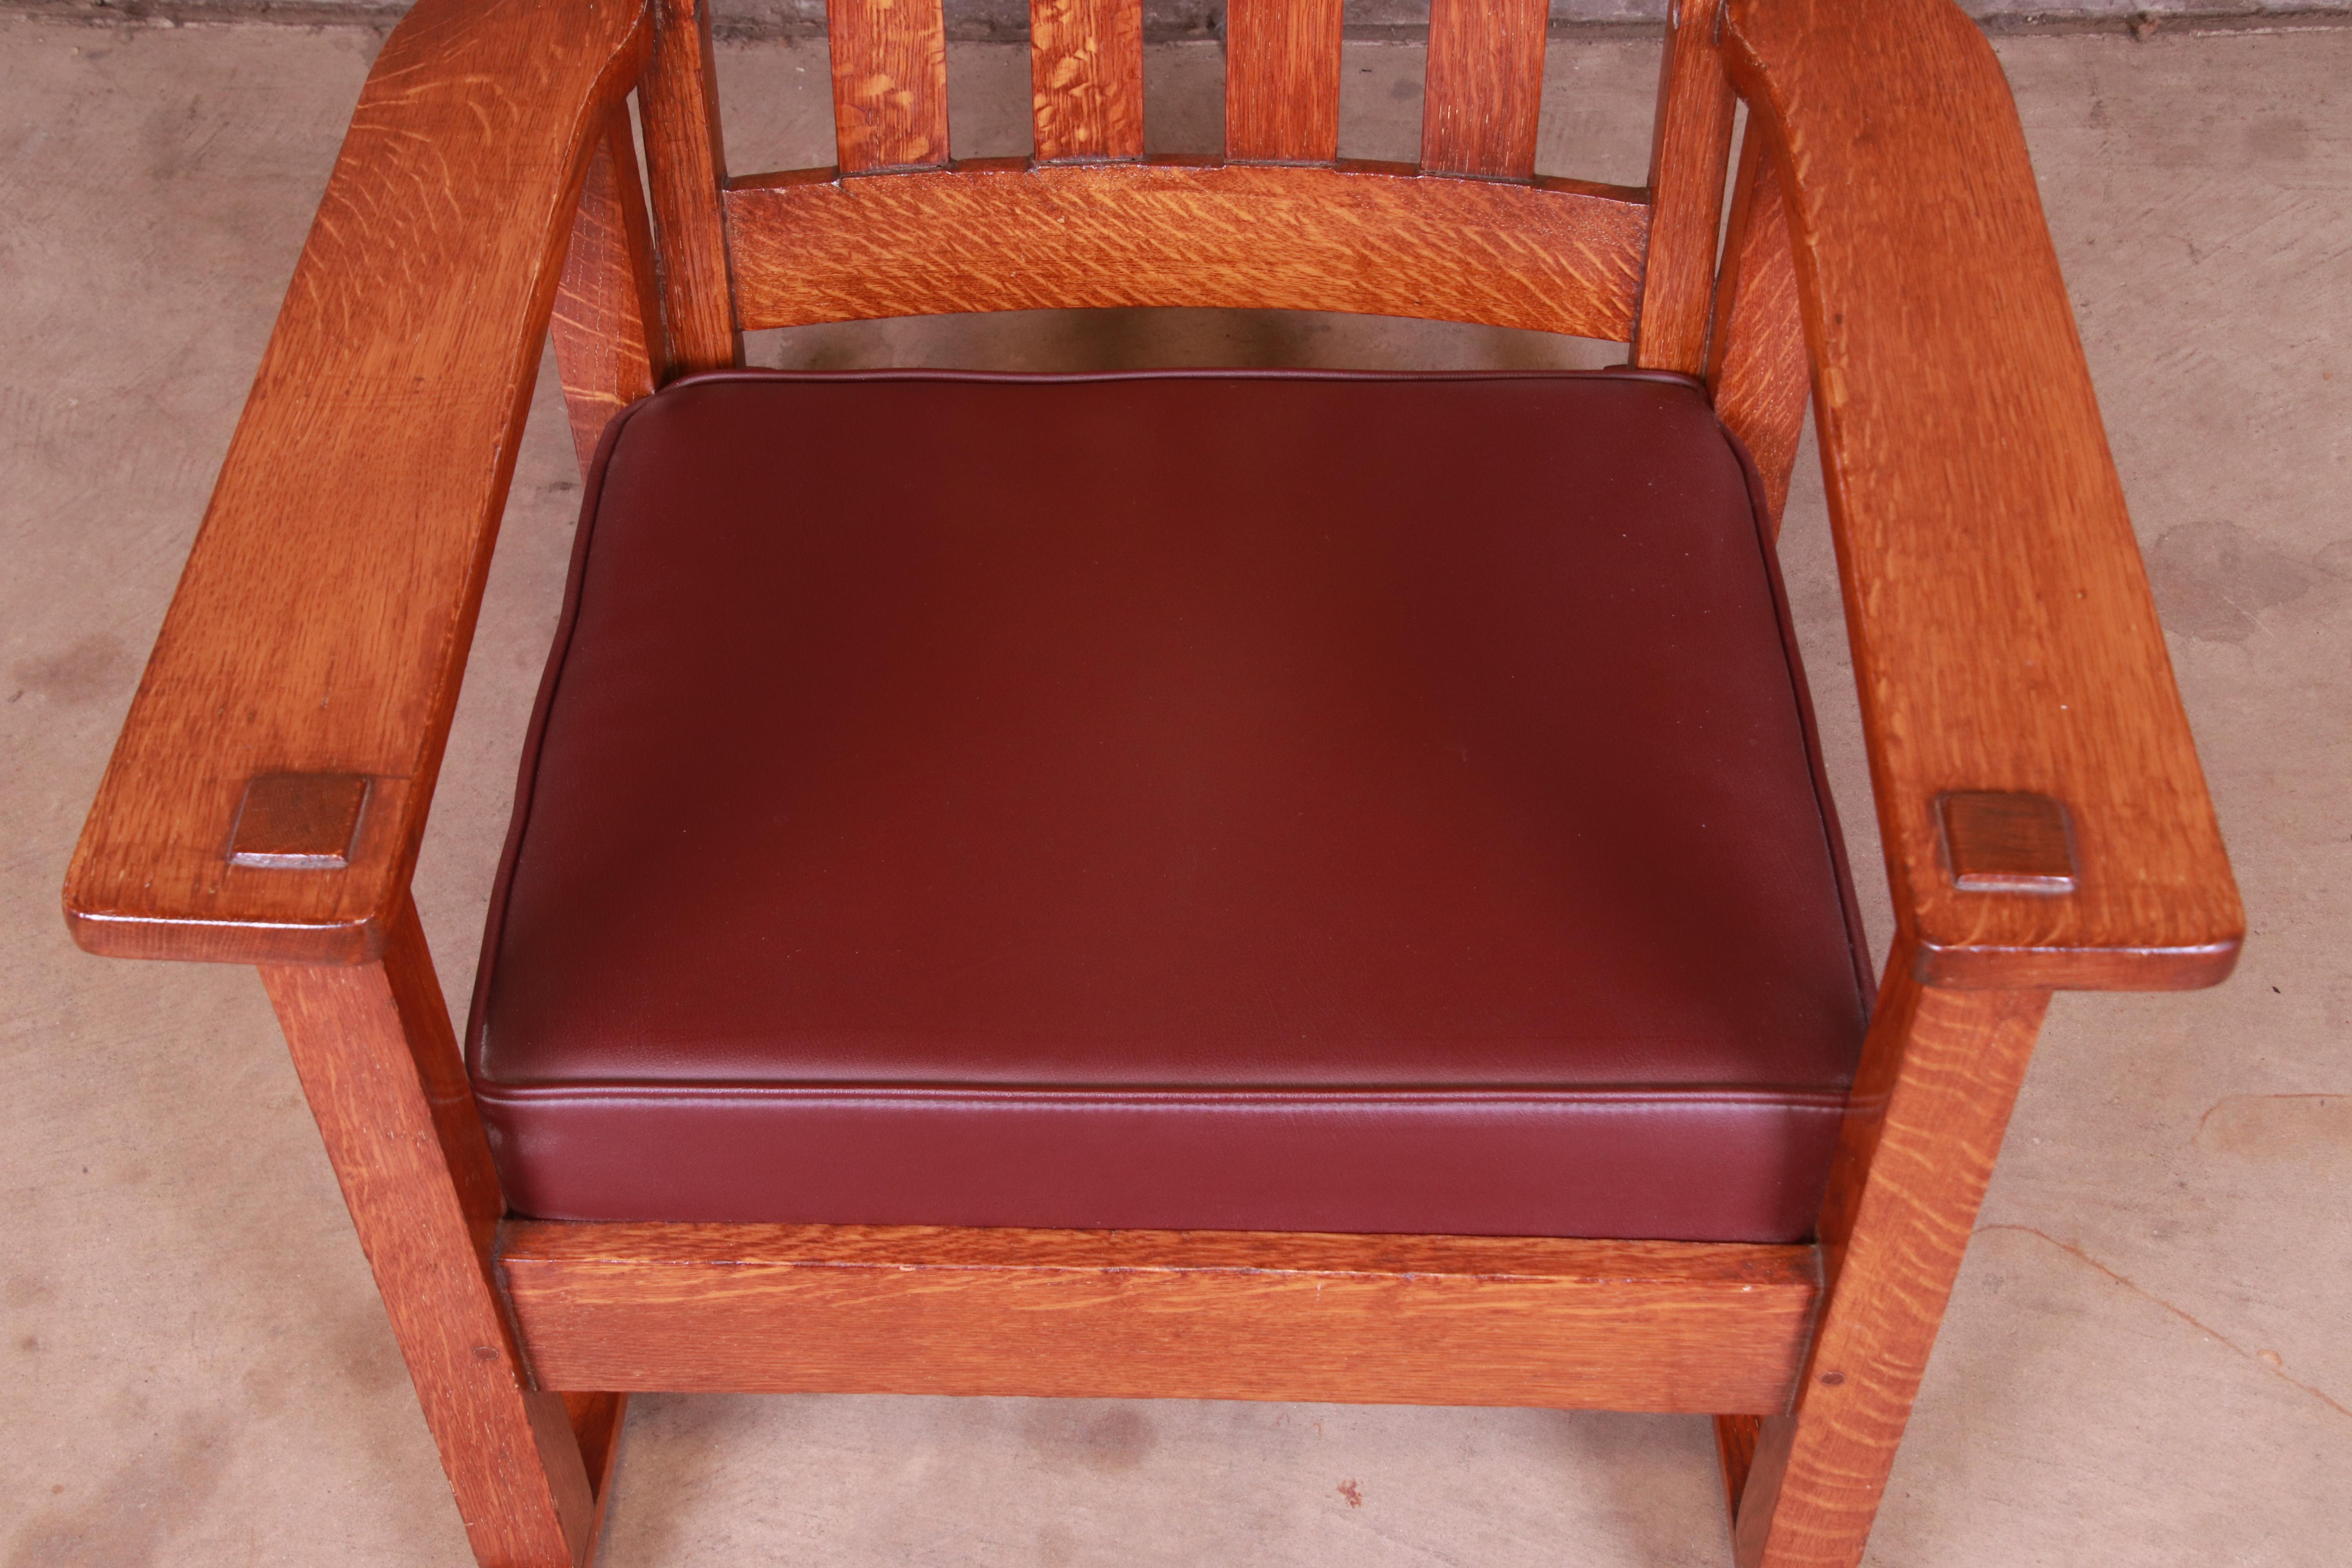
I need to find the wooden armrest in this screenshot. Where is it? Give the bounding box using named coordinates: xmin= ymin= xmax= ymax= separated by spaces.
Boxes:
xmin=1723 ymin=0 xmax=2242 ymax=991
xmin=64 ymin=0 xmax=650 ymax=965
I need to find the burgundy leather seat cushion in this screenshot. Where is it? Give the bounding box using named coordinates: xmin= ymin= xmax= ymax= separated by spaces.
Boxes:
xmin=467 ymin=370 xmax=1871 ymax=1242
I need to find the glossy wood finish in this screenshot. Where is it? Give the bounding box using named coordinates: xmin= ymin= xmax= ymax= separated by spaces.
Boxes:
xmin=1939 ymin=791 xmax=2078 ymax=893
xmin=1030 ymin=0 xmax=1143 ymax=163
xmin=561 ymin=1392 xmax=628 ymax=1548
xmin=502 ymin=1223 xmax=1820 ymax=1413
xmin=828 ymin=0 xmax=950 ymax=172
xmin=1706 ymin=123 xmax=1807 ymax=530
xmin=1715 ymin=1413 xmax=1763 ymax=1522
xmin=64 ymin=5 xmax=2252 ymax=1563
xmin=265 ymin=898 xmax=596 ymax=1568
xmin=1420 ymin=0 xmax=1548 ymax=180
xmin=227 ymin=772 xmax=370 ymax=870
xmin=1225 ymin=0 xmax=1344 ymax=164
xmin=641 ymin=0 xmax=738 ymax=375
xmin=726 ymin=160 xmax=1648 ymax=338
xmin=1735 ymin=959 xmax=2051 ymax=1567
xmin=1724 ymin=0 xmax=2242 ymax=990
xmin=1632 ymin=0 xmax=1738 ymax=373
xmin=552 ymin=105 xmax=662 ymax=475
xmin=62 ymin=0 xmax=650 ymax=968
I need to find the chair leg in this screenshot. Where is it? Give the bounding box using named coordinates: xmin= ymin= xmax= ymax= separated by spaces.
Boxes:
xmin=263 ymin=896 xmax=599 ymax=1568
xmin=564 ymin=1392 xmax=631 ymax=1544
xmin=1732 ymin=955 xmax=2051 ymax=1568
xmin=1714 ymin=1413 xmax=1762 ymax=1524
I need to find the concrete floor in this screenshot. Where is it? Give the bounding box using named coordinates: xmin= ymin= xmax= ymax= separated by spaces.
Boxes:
xmin=3 ymin=17 xmax=2347 ymax=1568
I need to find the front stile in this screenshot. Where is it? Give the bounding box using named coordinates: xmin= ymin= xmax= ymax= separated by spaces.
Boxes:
xmin=263 ymin=899 xmax=599 ymax=1568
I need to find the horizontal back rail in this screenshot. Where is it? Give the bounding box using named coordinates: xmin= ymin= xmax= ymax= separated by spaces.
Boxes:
xmin=635 ymin=0 xmax=1750 ymax=346
xmin=502 ymin=1221 xmax=1820 ymax=1412
xmin=725 ymin=160 xmax=1648 ymax=338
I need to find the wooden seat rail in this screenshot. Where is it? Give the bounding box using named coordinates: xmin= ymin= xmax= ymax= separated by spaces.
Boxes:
xmin=499 ymin=1221 xmax=1822 ymax=1414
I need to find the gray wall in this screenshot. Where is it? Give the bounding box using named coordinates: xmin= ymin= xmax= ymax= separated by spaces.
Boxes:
xmin=16 ymin=0 xmax=2350 ymax=38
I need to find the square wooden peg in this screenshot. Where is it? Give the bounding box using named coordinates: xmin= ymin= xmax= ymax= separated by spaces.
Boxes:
xmin=229 ymin=773 xmax=370 ymax=869
xmin=1936 ymin=791 xmax=2076 ymax=894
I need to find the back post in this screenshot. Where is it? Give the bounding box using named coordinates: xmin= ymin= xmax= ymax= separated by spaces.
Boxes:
xmin=1635 ymin=0 xmax=1739 ymax=371
xmin=640 ymin=0 xmax=741 ymax=375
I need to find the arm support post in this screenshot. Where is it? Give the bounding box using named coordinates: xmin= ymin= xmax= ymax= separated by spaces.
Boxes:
xmin=263 ymin=897 xmax=598 ymax=1566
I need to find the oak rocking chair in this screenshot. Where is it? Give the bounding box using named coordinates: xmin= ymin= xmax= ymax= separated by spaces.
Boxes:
xmin=65 ymin=0 xmax=2244 ymax=1561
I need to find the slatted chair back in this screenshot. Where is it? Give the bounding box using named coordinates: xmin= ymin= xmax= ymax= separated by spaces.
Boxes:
xmin=562 ymin=0 xmax=1762 ymax=428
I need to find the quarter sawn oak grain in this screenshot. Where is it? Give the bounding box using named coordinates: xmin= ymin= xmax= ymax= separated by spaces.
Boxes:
xmin=1724 ymin=0 xmax=2241 ymax=990
xmin=1421 ymin=0 xmax=1549 ymax=180
xmin=64 ymin=0 xmax=651 ymax=967
xmin=552 ymin=104 xmax=662 ymax=474
xmin=1733 ymin=961 xmax=2051 ymax=1566
xmin=1030 ymin=0 xmax=1144 ymax=163
xmin=640 ymin=0 xmax=739 ymax=376
xmin=501 ymin=1223 xmax=1821 ymax=1413
xmin=1707 ymin=123 xmax=1808 ymax=530
xmin=266 ymin=900 xmax=598 ymax=1568
xmin=1225 ymin=0 xmax=1344 ymax=163
xmin=1633 ymin=0 xmax=1738 ymax=373
xmin=60 ymin=1 xmax=2249 ymax=1563
xmin=725 ymin=160 xmax=1648 ymax=338
xmin=828 ymin=0 xmax=951 ymax=172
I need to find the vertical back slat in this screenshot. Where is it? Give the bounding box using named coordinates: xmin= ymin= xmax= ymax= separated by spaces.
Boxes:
xmin=1421 ymin=0 xmax=1548 ymax=179
xmin=1631 ymin=0 xmax=1737 ymax=371
xmin=1708 ymin=124 xmax=1809 ymax=532
xmin=1225 ymin=0 xmax=1344 ymax=164
xmin=641 ymin=0 xmax=740 ymax=374
xmin=831 ymin=0 xmax=952 ymax=173
xmin=1031 ymin=0 xmax=1145 ymax=163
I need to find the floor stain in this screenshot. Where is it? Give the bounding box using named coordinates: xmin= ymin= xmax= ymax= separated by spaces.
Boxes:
xmin=4 ymin=1273 xmax=57 ymax=1310
xmin=1019 ymin=1401 xmax=1159 ymax=1474
xmin=2145 ymin=521 xmax=2316 ymax=642
xmin=4 ymin=1410 xmax=232 ymax=1567
xmin=2245 ymin=114 xmax=2312 ymax=162
xmin=1034 ymin=1523 xmax=1076 ymax=1567
xmin=9 ymin=632 xmax=128 ymax=704
xmin=1337 ymin=1477 xmax=1364 ymax=1507
xmin=1975 ymin=1223 xmax=2350 ymax=1423
xmin=2194 ymin=1092 xmax=2352 ymax=1167
xmin=327 ymin=1304 xmax=410 ymax=1398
